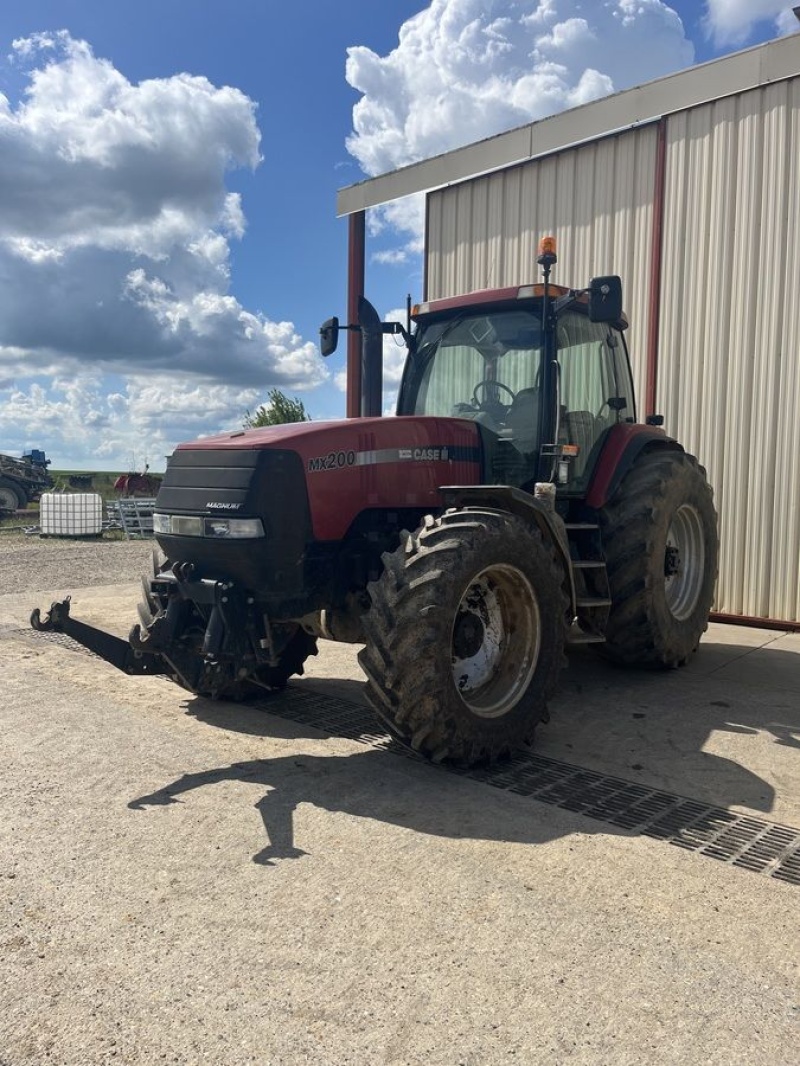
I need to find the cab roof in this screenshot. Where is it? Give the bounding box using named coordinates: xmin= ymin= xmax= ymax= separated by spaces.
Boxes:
xmin=412 ymin=284 xmax=628 ymax=330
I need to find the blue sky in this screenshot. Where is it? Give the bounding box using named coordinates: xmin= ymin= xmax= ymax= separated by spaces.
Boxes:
xmin=0 ymin=0 xmax=795 ymax=470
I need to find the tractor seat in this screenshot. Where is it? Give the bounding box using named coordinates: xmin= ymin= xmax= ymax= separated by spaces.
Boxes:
xmin=562 ymin=409 xmax=602 ymax=478
xmin=503 ymin=388 xmax=541 ymax=453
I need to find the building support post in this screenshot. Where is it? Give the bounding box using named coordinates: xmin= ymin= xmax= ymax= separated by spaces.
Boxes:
xmin=645 ymin=118 xmax=668 ymax=418
xmin=346 ymin=211 xmax=366 ymax=418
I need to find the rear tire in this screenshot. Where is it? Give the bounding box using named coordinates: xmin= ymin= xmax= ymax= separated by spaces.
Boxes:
xmin=598 ymin=449 xmax=718 ymax=667
xmin=0 ymin=478 xmax=23 ymax=514
xmin=358 ymin=509 xmax=568 ymax=766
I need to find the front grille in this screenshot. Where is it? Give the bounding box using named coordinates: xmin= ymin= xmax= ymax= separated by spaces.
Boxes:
xmin=156 ymin=447 xmax=262 ymax=514
xmin=153 ymin=447 xmax=312 ymax=598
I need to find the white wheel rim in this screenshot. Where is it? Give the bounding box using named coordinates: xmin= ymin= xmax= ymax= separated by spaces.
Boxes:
xmin=665 ymin=503 xmax=706 ymax=621
xmin=451 ymin=564 xmax=541 ymax=718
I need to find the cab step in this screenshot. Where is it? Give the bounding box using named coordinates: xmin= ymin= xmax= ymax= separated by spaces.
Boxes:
xmin=575 ymin=595 xmax=612 ymax=609
xmin=566 ymin=626 xmax=606 ymax=646
xmin=565 ymin=519 xmax=611 ymax=640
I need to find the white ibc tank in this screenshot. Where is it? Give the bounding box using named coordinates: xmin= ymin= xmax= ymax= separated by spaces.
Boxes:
xmin=40 ymin=493 xmax=103 ymax=537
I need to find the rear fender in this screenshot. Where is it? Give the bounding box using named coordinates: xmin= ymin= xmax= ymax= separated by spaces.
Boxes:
xmin=585 ymin=424 xmax=682 ymax=508
xmin=439 ymin=484 xmax=576 ymax=615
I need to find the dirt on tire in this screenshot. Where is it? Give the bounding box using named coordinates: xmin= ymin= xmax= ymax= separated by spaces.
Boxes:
xmin=598 ymin=449 xmax=718 ymax=667
xmin=358 ymin=509 xmax=568 ymax=765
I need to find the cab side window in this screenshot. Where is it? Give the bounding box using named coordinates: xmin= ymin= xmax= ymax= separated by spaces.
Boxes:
xmin=557 ymin=313 xmax=630 ymax=486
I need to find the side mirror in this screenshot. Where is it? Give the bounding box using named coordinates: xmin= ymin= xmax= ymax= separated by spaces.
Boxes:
xmin=588 ymin=276 xmax=622 ymax=323
xmin=319 ymin=317 xmax=339 ymax=357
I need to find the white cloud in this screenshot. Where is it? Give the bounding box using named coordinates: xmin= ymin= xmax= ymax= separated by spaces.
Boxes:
xmin=704 ymin=1 xmax=799 ymax=46
xmin=372 ymin=248 xmax=412 ymax=266
xmin=0 ymin=32 xmax=328 ymax=468
xmin=347 ymin=0 xmax=693 ymax=178
xmin=382 ymin=307 xmax=410 ymax=391
xmin=1 ymin=32 xmax=260 ymax=260
xmin=333 ymin=368 xmax=349 ymax=393
xmin=0 ymin=371 xmax=268 ymax=470
xmin=0 ymin=375 xmax=117 ymax=457
xmin=347 ymin=0 xmax=694 ymax=248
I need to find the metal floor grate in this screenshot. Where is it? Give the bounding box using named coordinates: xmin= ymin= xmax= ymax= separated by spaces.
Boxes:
xmin=266 ymin=687 xmax=800 ymax=886
xmin=16 ymin=626 xmax=800 ymax=886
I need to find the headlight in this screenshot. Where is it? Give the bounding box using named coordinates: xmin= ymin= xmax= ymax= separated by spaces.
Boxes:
xmin=154 ymin=514 xmax=203 ymax=536
xmin=203 ymin=517 xmax=264 ymax=538
xmin=152 ymin=513 xmax=173 ymax=534
xmin=153 ymin=513 xmax=265 ymax=539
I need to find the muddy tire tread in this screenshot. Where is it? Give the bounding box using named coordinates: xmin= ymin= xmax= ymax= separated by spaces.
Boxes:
xmin=358 ymin=509 xmax=568 ymax=765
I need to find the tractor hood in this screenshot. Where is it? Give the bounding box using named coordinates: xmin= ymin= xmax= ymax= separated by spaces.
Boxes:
xmin=161 ymin=416 xmax=484 ymax=542
xmin=173 ymin=415 xmax=479 ymax=455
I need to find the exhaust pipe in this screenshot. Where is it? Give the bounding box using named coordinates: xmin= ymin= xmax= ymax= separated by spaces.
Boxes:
xmin=359 ymin=296 xmax=383 ymax=417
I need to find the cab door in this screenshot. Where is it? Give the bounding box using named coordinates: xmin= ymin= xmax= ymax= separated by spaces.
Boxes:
xmin=556 ymin=311 xmax=635 ymax=492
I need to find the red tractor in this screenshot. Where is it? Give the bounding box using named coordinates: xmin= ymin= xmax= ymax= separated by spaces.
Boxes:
xmin=32 ymin=239 xmax=718 ymax=766
xmin=113 ymin=466 xmax=161 ymax=497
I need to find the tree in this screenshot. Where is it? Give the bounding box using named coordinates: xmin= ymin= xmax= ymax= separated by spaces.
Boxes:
xmin=243 ymin=388 xmax=310 ymax=428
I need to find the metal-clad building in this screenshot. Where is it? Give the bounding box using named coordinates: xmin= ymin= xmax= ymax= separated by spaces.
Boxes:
xmin=338 ymin=35 xmax=800 ymax=627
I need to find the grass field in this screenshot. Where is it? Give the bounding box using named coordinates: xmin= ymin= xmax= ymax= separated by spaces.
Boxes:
xmin=48 ymin=469 xmax=163 ymax=500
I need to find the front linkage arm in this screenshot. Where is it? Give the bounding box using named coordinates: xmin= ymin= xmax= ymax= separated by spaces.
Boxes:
xmin=30 ymin=596 xmax=168 ymax=677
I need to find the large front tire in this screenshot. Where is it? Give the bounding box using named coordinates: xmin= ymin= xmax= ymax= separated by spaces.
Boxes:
xmin=358 ymin=510 xmax=568 ymax=766
xmin=599 ymin=449 xmax=718 ymax=667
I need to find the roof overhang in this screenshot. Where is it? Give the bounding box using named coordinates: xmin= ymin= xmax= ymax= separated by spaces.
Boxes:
xmin=337 ymin=33 xmax=800 ymax=217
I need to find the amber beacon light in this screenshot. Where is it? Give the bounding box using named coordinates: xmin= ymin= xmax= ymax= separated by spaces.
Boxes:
xmin=537 ymin=235 xmax=557 ymax=267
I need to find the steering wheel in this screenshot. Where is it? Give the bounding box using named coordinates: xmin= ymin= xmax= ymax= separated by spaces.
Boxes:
xmin=472 ymin=380 xmax=516 ymax=407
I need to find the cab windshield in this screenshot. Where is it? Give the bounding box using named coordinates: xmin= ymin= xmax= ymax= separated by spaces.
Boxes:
xmin=398 ymin=306 xmax=634 ymax=492
xmin=400 ymin=310 xmax=544 ymax=436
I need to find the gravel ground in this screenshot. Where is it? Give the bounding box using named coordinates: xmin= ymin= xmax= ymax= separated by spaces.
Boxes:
xmin=0 ymin=531 xmax=156 ymax=594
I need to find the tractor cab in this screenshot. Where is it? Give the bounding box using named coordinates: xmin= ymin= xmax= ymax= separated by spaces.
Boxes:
xmin=324 ymin=236 xmax=636 ymax=497
xmin=397 ymin=278 xmax=635 ymax=496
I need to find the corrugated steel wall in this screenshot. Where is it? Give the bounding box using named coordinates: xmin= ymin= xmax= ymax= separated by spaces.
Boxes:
xmin=425 ymin=78 xmax=800 ymax=622
xmin=426 ymin=125 xmax=658 ymax=427
xmin=659 ymin=78 xmax=800 ymax=621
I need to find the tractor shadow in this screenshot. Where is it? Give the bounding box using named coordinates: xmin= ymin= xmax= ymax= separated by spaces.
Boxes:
xmin=542 ymin=639 xmax=799 ymax=817
xmin=181 ymin=635 xmax=796 ymax=825
xmin=127 ymin=746 xmax=618 ymax=866
xmin=127 ymin=633 xmax=800 ymax=866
